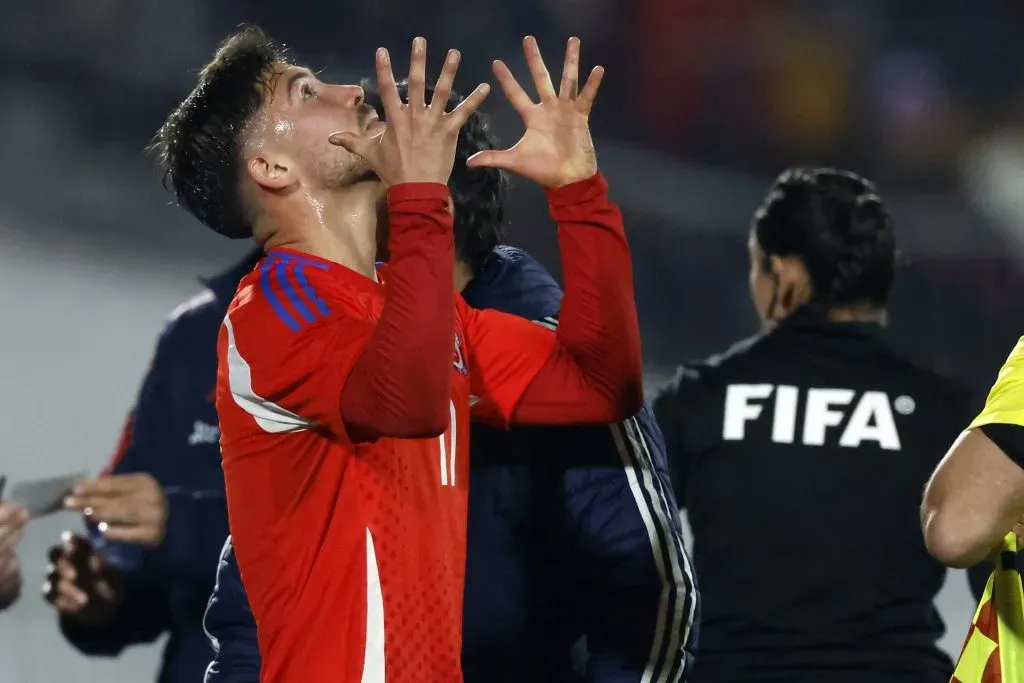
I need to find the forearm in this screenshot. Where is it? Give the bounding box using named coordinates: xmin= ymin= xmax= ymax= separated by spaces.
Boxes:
xmin=158 ymin=490 xmax=230 ymax=583
xmin=61 ymin=580 xmax=170 ymax=654
xmin=922 ymin=428 xmax=1024 ymax=567
xmin=342 ymin=183 xmax=455 ymax=440
xmin=514 ymin=173 xmax=643 ymax=423
xmin=921 ymin=504 xmax=1007 ymax=569
xmin=61 ymin=615 xmax=131 ymax=656
xmin=205 ymin=542 xmax=262 ymax=683
xmin=206 ymin=634 xmax=262 ymax=683
xmin=568 ymin=460 xmax=694 ymax=683
xmin=584 ymin=571 xmax=691 ymax=683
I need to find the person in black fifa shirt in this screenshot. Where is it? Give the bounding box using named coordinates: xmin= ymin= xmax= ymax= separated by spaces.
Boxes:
xmin=654 ymin=167 xmax=983 ymax=683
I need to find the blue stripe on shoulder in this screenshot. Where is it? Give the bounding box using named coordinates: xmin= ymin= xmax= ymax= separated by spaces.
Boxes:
xmin=273 ymin=259 xmax=316 ymax=324
xmin=259 ymin=253 xmax=332 ymax=332
xmin=259 ymin=262 xmax=300 ymax=332
xmin=294 ymin=263 xmax=331 ymax=317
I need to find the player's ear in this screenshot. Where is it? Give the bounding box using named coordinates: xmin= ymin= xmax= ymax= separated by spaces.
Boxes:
xmin=247 ymin=153 xmax=295 ymax=192
xmin=771 ymin=255 xmax=813 ymax=318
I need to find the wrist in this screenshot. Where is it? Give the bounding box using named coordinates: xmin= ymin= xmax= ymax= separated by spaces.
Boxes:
xmin=386 ymin=184 xmax=455 ymax=246
xmin=545 ymin=171 xmax=606 ymax=206
xmin=61 ymin=588 xmax=123 ymax=629
xmin=387 ymin=182 xmax=451 ymax=204
xmin=548 ymin=160 xmax=600 ymax=189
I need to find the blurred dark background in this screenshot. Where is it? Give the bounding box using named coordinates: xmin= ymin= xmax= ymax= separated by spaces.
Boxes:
xmin=2 ymin=1 xmax=1022 ymax=679
xmin=4 ymin=0 xmax=1024 ymax=383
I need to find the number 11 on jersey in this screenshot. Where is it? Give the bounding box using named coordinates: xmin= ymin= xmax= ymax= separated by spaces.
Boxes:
xmin=439 ymin=400 xmax=457 ymax=486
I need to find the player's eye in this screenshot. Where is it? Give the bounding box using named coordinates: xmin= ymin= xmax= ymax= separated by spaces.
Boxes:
xmin=301 ymin=83 xmax=317 ymax=101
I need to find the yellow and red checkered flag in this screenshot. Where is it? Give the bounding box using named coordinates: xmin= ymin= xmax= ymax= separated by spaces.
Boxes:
xmin=951 ymin=533 xmax=1024 ymax=683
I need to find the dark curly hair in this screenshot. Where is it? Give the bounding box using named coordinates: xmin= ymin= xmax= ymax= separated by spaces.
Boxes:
xmin=152 ymin=26 xmax=288 ymax=239
xmin=754 ymin=167 xmax=896 ymax=310
xmin=362 ymin=80 xmax=508 ymax=276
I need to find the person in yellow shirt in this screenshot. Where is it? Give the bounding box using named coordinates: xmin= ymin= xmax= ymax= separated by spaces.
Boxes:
xmin=922 ymin=336 xmax=1024 ymax=567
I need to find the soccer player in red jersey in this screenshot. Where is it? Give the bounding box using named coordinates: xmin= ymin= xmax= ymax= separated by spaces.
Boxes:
xmin=154 ymin=28 xmax=642 ymax=683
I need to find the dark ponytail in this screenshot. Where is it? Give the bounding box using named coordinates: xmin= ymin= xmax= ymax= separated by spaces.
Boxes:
xmin=754 ymin=167 xmax=896 ymax=310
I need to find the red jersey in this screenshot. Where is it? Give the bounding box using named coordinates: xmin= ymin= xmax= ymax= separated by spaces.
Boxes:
xmin=217 ymin=174 xmax=641 ymax=683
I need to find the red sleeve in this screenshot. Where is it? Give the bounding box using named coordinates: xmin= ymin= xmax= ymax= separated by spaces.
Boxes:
xmin=223 ymin=182 xmax=455 ymax=443
xmin=341 ymin=182 xmax=455 ymax=440
xmin=459 ymin=298 xmax=557 ymax=427
xmin=463 ymin=172 xmax=644 ymax=428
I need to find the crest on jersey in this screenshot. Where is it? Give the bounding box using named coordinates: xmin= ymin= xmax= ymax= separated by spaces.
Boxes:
xmin=452 ymin=333 xmax=467 ymax=375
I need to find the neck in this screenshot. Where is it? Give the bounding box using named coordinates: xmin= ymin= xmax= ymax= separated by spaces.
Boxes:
xmin=261 ymin=180 xmax=382 ymax=279
xmin=453 ymin=260 xmax=474 ymax=294
xmin=826 ymin=305 xmax=886 ymax=325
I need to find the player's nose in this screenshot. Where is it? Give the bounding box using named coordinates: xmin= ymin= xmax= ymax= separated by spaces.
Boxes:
xmin=331 ymin=84 xmax=364 ymax=108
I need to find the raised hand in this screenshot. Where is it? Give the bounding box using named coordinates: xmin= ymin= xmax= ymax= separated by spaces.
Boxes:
xmin=467 ymin=36 xmax=604 ymax=188
xmin=329 ymin=37 xmax=491 ymax=186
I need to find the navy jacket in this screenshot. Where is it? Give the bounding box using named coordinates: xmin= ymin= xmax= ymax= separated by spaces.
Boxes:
xmin=203 ymin=246 xmax=698 ymax=683
xmin=60 ymin=251 xmax=263 ymax=683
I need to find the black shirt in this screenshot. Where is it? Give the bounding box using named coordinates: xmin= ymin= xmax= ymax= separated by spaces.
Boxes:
xmin=653 ymin=314 xmax=973 ymax=683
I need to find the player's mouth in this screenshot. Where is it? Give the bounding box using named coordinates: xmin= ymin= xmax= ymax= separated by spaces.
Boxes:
xmin=362 ymin=108 xmax=384 ymax=133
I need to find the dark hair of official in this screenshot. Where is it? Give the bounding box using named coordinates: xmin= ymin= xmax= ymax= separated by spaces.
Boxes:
xmin=152 ymin=26 xmax=287 ymax=239
xmin=754 ymin=167 xmax=896 ymax=310
xmin=363 ymin=80 xmax=508 ymax=276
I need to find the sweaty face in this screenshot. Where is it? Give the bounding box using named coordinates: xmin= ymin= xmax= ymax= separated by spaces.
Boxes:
xmin=254 ymin=63 xmax=384 ymax=190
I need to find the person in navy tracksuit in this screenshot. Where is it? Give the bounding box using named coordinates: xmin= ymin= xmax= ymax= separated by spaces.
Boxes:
xmin=205 ymin=244 xmax=698 ymax=683
xmin=42 ymin=250 xmax=262 ymax=683
xmin=461 ymin=246 xmax=700 ymax=683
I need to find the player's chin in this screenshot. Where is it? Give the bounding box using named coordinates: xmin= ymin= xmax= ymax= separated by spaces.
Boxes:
xmin=324 ymin=157 xmax=379 ymax=189
xmin=353 ymin=165 xmax=378 ymax=184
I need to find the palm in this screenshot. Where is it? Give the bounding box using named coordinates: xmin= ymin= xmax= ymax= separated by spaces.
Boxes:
xmin=505 ymin=114 xmax=595 ymax=188
xmin=467 ymin=36 xmax=604 ymax=188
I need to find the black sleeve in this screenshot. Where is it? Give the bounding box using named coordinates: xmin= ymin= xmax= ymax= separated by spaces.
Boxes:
xmin=979 ymin=423 xmax=1024 ymax=471
xmin=652 ymin=365 xmax=708 ymax=507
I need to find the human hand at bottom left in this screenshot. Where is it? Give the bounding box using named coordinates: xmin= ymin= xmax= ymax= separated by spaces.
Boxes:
xmin=63 ymin=473 xmax=168 ymax=547
xmin=43 ymin=532 xmax=124 ymax=627
xmin=0 ymin=501 xmax=30 ymax=610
